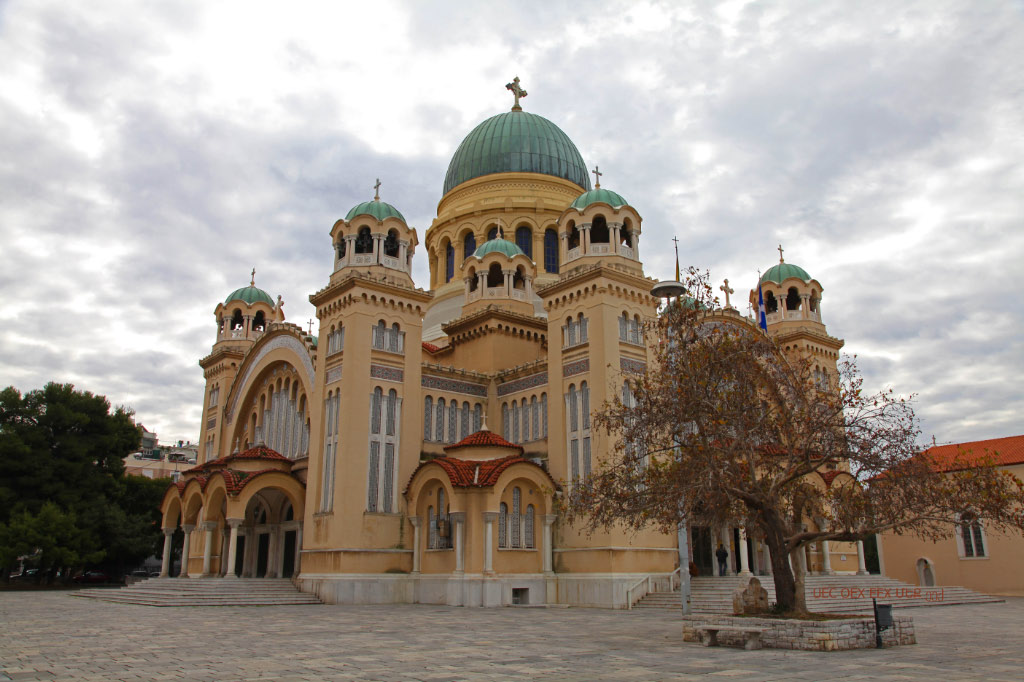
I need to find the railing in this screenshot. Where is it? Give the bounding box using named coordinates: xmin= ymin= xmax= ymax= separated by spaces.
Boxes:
xmin=590 ymin=243 xmax=611 ymax=254
xmin=620 ymin=246 xmax=633 ymax=258
xmin=625 ymin=567 xmax=682 ymax=609
xmin=381 ymin=255 xmax=400 ymax=269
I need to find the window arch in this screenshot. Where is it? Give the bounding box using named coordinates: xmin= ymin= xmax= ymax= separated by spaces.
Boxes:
xmin=786 ymin=287 xmax=801 ymax=311
xmin=498 ymin=502 xmax=508 ymax=548
xmin=336 ymin=239 xmax=346 ymax=260
xmin=512 ymin=266 xmax=525 ymax=290
xmin=436 ymin=398 xmax=446 ymax=443
xmin=502 ymin=403 xmax=510 ymax=441
xmin=515 ymin=226 xmax=532 ymax=257
xmin=424 ymin=396 xmax=433 ymax=441
xmin=525 ymin=504 xmax=535 ymax=549
xmin=958 ymin=512 xmax=986 ymax=558
xmin=384 ymin=229 xmax=400 ymax=257
xmin=568 ymin=223 xmax=580 ymax=250
xmin=355 ymin=226 xmax=373 ymax=254
xmin=488 ymin=225 xmax=498 ymax=241
xmin=473 ymin=403 xmax=482 ymax=432
xmin=230 ymin=308 xmax=244 ymax=330
xmin=521 ymin=398 xmax=530 ymax=442
xmin=591 ymin=215 xmax=609 ymax=243
xmin=461 ymin=402 xmax=470 ymax=440
xmin=253 ymin=311 xmax=265 ymax=332
xmin=544 ymin=228 xmax=559 ymax=273
xmin=463 ymin=231 xmax=476 ymax=260
xmin=511 ymin=487 xmax=522 ymax=548
xmin=765 ymin=291 xmax=778 ymax=314
xmin=447 ymin=399 xmax=457 ymax=444
xmin=445 ymin=240 xmax=454 ymax=283
xmin=487 ymin=262 xmax=503 ymax=288
xmin=530 ymin=396 xmax=539 ymax=440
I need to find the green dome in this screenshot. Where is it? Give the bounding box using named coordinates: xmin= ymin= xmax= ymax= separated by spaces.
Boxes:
xmin=570 ymin=187 xmax=628 ymax=210
xmin=225 ymin=285 xmax=274 ymax=306
xmin=761 ymin=262 xmax=811 ymax=284
xmin=444 ymin=111 xmax=592 ymax=195
xmin=473 ymin=238 xmax=524 ymax=259
xmin=345 ymin=199 xmax=406 ymax=223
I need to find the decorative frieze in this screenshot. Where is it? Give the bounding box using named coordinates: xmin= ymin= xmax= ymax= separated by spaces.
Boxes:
xmin=421 ymin=374 xmax=487 ymax=397
xmin=370 ymin=364 xmax=404 ymax=383
xmin=562 ymin=358 xmax=589 ymax=378
xmin=497 ymin=372 xmax=548 ymax=397
xmin=620 ymin=358 xmax=647 ymax=375
xmin=326 ymin=366 xmax=343 ymax=385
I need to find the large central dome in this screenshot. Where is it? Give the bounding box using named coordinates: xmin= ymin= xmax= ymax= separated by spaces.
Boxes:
xmin=443 ymin=111 xmax=592 ymax=196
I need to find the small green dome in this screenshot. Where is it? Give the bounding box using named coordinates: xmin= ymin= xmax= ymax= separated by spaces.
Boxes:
xmin=473 ymin=238 xmax=525 ymax=259
xmin=444 ymin=111 xmax=591 ymax=195
xmin=225 ymin=285 xmax=274 ymax=306
xmin=345 ymin=199 xmax=406 ymax=223
xmin=761 ymin=262 xmax=811 ymax=284
xmin=570 ymin=187 xmax=628 ymax=210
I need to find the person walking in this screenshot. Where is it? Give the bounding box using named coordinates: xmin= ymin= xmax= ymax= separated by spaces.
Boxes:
xmin=715 ymin=542 xmax=729 ymax=577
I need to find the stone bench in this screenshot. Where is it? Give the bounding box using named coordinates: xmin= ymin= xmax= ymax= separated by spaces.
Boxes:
xmin=695 ymin=625 xmax=766 ymax=650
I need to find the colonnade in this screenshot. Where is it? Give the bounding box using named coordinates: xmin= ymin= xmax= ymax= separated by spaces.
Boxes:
xmin=159 ymin=518 xmax=303 ymax=579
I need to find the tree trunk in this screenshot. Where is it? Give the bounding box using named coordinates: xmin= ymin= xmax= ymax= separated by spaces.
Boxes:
xmin=763 ymin=527 xmax=798 ymax=612
xmin=791 ymin=545 xmax=807 ymax=613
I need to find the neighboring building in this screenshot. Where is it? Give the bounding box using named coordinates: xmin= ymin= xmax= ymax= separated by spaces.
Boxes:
xmin=158 ymin=82 xmax=852 ymax=606
xmin=124 ymin=440 xmax=199 ymax=481
xmin=880 ymin=435 xmax=1024 ymax=596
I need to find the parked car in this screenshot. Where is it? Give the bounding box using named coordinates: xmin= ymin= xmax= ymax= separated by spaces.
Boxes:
xmin=72 ymin=570 xmax=111 ymax=584
xmin=129 ymin=569 xmax=149 ymax=578
xmin=13 ymin=568 xmax=39 ymax=581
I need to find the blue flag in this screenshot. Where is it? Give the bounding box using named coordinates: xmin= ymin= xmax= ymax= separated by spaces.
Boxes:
xmin=757 ymin=281 xmax=768 ymax=331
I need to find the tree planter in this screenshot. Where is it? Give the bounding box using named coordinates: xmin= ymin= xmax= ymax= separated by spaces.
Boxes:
xmin=681 ymin=614 xmax=915 ymax=651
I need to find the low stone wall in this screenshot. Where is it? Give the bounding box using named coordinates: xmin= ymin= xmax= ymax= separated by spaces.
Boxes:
xmin=681 ymin=614 xmax=916 ymax=651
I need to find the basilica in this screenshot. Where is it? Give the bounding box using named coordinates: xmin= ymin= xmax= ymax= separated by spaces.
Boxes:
xmin=158 ymin=82 xmax=850 ymax=607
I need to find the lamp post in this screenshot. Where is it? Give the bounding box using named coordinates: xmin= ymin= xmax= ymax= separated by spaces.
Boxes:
xmin=651 ymin=274 xmax=691 ymax=615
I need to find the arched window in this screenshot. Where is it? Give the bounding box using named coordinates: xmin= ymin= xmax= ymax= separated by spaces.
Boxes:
xmin=436 ymin=398 xmax=446 ymax=442
xmin=619 ymin=312 xmax=628 ymax=340
xmin=515 ymin=226 xmax=532 ymax=257
xmin=488 ymin=226 xmax=498 ymax=241
xmin=620 ymin=225 xmax=631 ymax=246
xmin=511 ymin=487 xmax=522 ymax=548
xmin=436 ymin=488 xmax=450 ymax=550
xmin=428 ymin=505 xmax=438 ymax=549
xmin=540 ymin=393 xmax=548 ymax=438
xmin=578 ymin=313 xmax=588 ymax=343
xmin=959 ymin=512 xmax=986 ymax=557
xmin=630 ymin=315 xmax=641 ymax=344
xmin=355 ymin=226 xmax=373 ymax=254
xmin=447 ymin=400 xmax=457 ymax=444
xmin=389 ymin=322 xmax=401 ymax=352
xmin=581 ymin=381 xmax=590 ymax=429
xmin=487 ymin=262 xmax=503 ymax=288
xmin=591 ymin=215 xmax=609 ymax=243
xmin=810 ymin=295 xmax=820 ymax=313
xmin=230 ymin=308 xmax=244 ymax=330
xmin=521 ymin=398 xmax=530 ymax=442
xmin=525 ymin=504 xmax=535 ymax=549
xmin=544 ymin=228 xmax=559 ymax=273
xmin=512 ymin=267 xmax=525 ymax=290
xmin=530 ymin=396 xmax=539 ymax=440
xmin=461 ymin=402 xmax=470 ymax=440
xmin=765 ymin=291 xmax=778 ymax=314
xmin=498 ymin=502 xmax=508 ymax=548
xmin=467 ymin=267 xmax=478 ymax=292
xmin=568 ymin=385 xmax=578 ymax=432
xmin=253 ymin=311 xmax=265 ymax=332
xmin=473 ymin=404 xmax=482 ymax=432
xmin=463 ymin=232 xmax=476 ymax=260
xmin=786 ymin=287 xmax=801 ymax=311
xmin=512 ymin=401 xmax=520 ymax=443
xmin=445 ymin=241 xmax=455 ymax=283
xmin=384 ymin=229 xmax=400 ymax=257
xmin=502 ymin=403 xmax=510 ymax=440
xmin=385 ymin=389 xmax=397 ymax=435
xmin=424 ymin=396 xmax=433 ymax=441
xmin=336 ymin=239 xmax=346 ymax=260
xmin=371 ymin=387 xmax=382 ymax=435
xmin=568 ymin=224 xmax=580 ymax=250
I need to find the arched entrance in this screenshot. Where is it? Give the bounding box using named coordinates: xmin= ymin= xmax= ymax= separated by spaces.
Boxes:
xmin=234 ymin=489 xmax=302 ymax=578
xmin=916 ymin=557 xmax=936 ymax=586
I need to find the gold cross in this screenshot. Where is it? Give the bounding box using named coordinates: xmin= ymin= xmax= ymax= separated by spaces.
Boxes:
xmin=591 ymin=165 xmax=602 ymax=188
xmin=720 ymin=278 xmax=735 ymax=308
xmin=250 ymin=267 xmax=255 ymax=286
xmin=778 ymin=244 xmax=784 ymax=263
xmin=505 ymin=76 xmax=527 ymax=111
xmin=373 ymin=178 xmax=381 ymax=201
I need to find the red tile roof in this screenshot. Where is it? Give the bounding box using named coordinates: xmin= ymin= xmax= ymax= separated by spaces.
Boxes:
xmin=404 ymin=455 xmax=559 ymax=492
xmin=443 ymin=429 xmax=523 ymax=454
xmin=422 ymin=341 xmax=441 ymax=353
xmin=184 ymin=445 xmax=291 ymax=474
xmin=818 ymin=470 xmax=842 ymax=487
xmin=923 ymin=435 xmax=1024 ymax=472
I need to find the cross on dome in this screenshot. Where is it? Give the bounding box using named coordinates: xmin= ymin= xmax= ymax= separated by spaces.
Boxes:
xmin=720 ymin=278 xmax=734 ymax=308
xmin=250 ymin=267 xmax=256 ymax=286
xmin=778 ymin=244 xmax=785 ymax=263
xmin=591 ymin=165 xmax=602 ymax=189
xmin=373 ymin=178 xmax=382 ymax=201
xmin=505 ymin=76 xmax=527 ymax=111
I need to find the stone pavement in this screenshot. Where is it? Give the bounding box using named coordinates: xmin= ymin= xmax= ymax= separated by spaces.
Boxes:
xmin=2 ymin=591 xmax=1022 ymax=681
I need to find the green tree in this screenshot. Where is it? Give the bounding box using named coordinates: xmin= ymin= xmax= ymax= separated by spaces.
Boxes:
xmin=0 ymin=382 xmax=166 ymax=580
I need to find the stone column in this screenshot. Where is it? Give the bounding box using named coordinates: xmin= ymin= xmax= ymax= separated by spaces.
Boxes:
xmin=372 ymin=234 xmax=381 ymax=262
xmin=542 ymin=515 xmax=556 ymax=574
xmin=503 ymin=269 xmax=512 ymax=297
xmin=738 ymin=528 xmax=752 ymax=576
xmin=560 ymin=232 xmax=569 ymax=262
xmin=201 ymin=522 xmax=216 ymax=577
xmin=293 ymin=526 xmax=303 ymax=577
xmin=801 ymin=293 xmax=810 ymax=319
xmin=611 ymin=223 xmax=621 ymax=253
xmin=483 ymin=512 xmax=497 ymax=575
xmin=856 ymin=540 xmax=869 ymax=575
xmin=399 ymin=240 xmax=408 ymax=270
xmin=345 ymin=235 xmax=355 ymax=267
xmin=158 ymin=528 xmax=174 ymax=577
xmin=179 ymin=524 xmax=194 ymax=578
xmin=821 ymin=540 xmax=833 ymax=574
xmin=581 ymin=224 xmax=591 ymax=253
xmin=450 ymin=512 xmax=465 ymax=574
xmin=224 ymin=519 xmax=242 ymax=578
xmin=409 ymin=517 xmax=422 ymax=574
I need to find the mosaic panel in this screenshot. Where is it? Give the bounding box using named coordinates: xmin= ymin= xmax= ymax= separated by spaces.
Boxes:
xmin=326 ymin=366 xmax=343 ymax=385
xmin=370 ymin=364 xmax=404 ymax=383
xmin=620 ymin=358 xmax=647 ymax=375
xmin=421 ymin=374 xmax=488 ymax=397
xmin=562 ymin=358 xmax=590 ymax=378
xmin=497 ymin=372 xmax=548 ymax=397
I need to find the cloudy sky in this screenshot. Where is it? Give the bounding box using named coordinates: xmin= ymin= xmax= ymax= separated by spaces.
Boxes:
xmin=1 ymin=0 xmax=1021 ymax=446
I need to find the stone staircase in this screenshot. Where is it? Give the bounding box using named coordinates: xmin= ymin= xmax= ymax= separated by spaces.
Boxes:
xmin=71 ymin=577 xmax=321 ymax=607
xmin=635 ymin=574 xmax=1003 ymax=614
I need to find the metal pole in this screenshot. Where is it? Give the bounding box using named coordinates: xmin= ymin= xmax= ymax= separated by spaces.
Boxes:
xmin=678 ymin=521 xmax=691 ymax=615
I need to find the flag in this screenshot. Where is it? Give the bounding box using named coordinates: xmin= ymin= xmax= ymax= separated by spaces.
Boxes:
xmin=757 ymin=280 xmax=768 ymax=332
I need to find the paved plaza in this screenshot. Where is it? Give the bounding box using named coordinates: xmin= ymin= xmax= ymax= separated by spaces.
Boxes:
xmin=2 ymin=591 xmax=1022 ymax=681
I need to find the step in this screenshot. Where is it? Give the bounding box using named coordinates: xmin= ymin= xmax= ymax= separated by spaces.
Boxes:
xmin=71 ymin=577 xmax=321 ymax=607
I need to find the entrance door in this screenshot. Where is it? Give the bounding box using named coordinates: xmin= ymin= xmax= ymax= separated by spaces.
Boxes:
xmin=691 ymin=526 xmax=713 ymax=576
xmin=281 ymin=530 xmax=296 ymax=578
xmin=256 ymin=533 xmax=270 ymax=577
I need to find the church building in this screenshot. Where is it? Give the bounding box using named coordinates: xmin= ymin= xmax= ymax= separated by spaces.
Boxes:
xmin=159 ymin=80 xmax=851 ymax=607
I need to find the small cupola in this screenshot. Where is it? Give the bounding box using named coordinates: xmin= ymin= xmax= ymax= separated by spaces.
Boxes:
xmin=460 ymin=228 xmax=537 ymax=317
xmin=331 ymin=179 xmax=417 ymax=282
xmin=213 ymin=269 xmax=284 ymax=344
xmin=557 ymin=166 xmax=642 ymax=271
xmin=749 ymin=245 xmax=824 ymax=326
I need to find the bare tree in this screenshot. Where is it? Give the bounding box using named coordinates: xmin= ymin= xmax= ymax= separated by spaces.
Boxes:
xmin=565 ymin=269 xmax=1024 ymax=613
